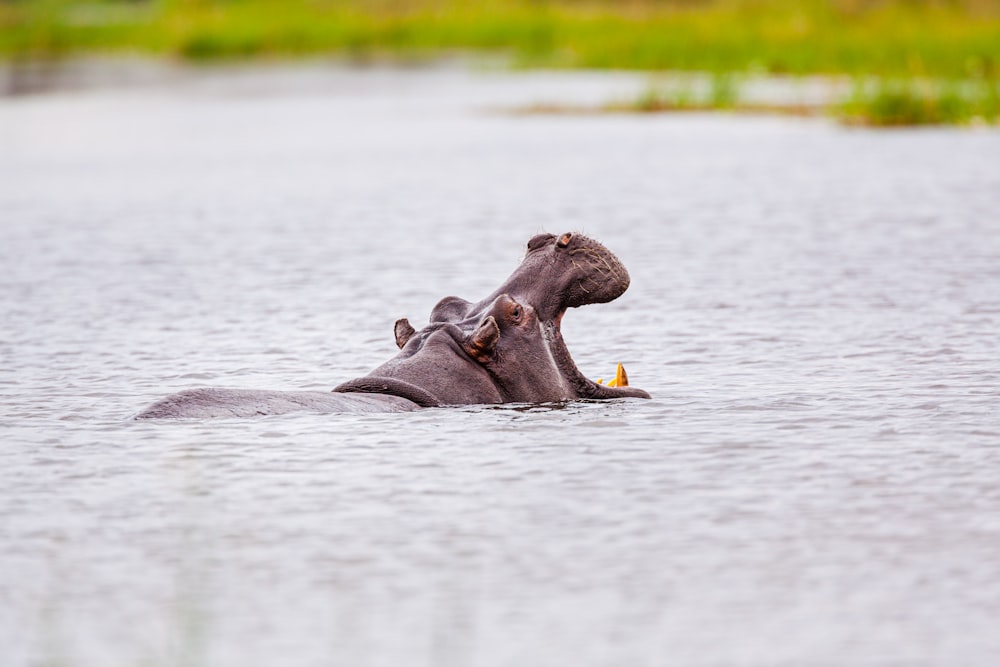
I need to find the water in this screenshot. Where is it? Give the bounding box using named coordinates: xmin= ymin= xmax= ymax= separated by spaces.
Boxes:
xmin=2 ymin=63 xmax=999 ymax=667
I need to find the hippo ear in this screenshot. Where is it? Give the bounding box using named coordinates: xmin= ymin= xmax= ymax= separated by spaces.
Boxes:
xmin=394 ymin=318 xmax=416 ymax=349
xmin=464 ymin=316 xmax=499 ymax=363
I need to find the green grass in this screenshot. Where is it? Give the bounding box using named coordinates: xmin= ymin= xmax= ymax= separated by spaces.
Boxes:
xmin=4 ymin=1 xmax=1000 ymax=125
xmin=838 ymin=78 xmax=1000 ymax=126
xmin=604 ymin=73 xmax=745 ymax=113
xmin=3 ymin=0 xmax=1000 ymax=80
xmin=521 ymin=74 xmax=1000 ymax=126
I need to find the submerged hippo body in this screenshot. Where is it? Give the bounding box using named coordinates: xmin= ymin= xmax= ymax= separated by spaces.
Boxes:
xmin=136 ymin=232 xmax=649 ymax=419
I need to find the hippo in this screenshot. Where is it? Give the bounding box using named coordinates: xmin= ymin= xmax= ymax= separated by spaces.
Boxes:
xmin=135 ymin=232 xmax=650 ymax=419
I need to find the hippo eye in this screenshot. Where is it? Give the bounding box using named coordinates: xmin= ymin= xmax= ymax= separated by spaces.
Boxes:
xmin=511 ymin=305 xmax=522 ymax=321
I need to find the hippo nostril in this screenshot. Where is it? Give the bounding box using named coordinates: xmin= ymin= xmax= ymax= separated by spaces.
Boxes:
xmin=556 ymin=232 xmax=573 ymax=248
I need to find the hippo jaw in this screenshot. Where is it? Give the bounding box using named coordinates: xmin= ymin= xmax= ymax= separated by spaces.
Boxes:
xmin=483 ymin=232 xmax=649 ymax=401
xmin=541 ymin=319 xmax=650 ymax=401
xmin=425 ymin=232 xmax=649 ymax=402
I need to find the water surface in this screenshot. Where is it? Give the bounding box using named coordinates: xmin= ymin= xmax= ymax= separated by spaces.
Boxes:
xmin=2 ymin=64 xmax=999 ymax=667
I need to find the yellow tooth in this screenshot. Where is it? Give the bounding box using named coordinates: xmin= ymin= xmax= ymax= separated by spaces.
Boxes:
xmin=615 ymin=362 xmax=628 ymax=387
xmin=597 ymin=364 xmax=629 ymax=388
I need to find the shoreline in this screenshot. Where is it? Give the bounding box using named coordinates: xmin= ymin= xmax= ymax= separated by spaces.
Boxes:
xmin=3 ymin=56 xmax=996 ymax=128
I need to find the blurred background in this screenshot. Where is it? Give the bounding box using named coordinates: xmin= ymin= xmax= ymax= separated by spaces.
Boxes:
xmin=2 ymin=0 xmax=1000 ymax=124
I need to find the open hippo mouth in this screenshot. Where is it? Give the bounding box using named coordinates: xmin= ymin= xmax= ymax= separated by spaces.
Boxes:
xmin=489 ymin=231 xmax=650 ymax=401
xmin=425 ymin=232 xmax=651 ymax=402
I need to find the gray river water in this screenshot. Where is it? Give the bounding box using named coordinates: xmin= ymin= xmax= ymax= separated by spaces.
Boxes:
xmin=2 ymin=64 xmax=999 ymax=667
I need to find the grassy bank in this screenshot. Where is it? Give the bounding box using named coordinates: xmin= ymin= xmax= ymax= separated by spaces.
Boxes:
xmin=3 ymin=1 xmax=999 ymax=125
xmin=3 ymin=1 xmax=999 ymax=78
xmin=573 ymin=74 xmax=1000 ymax=126
xmin=838 ymin=78 xmax=1000 ymax=126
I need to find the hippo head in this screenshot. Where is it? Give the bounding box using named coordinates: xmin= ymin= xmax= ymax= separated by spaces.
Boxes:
xmin=336 ymin=232 xmax=650 ymax=406
xmin=457 ymin=232 xmax=651 ymax=402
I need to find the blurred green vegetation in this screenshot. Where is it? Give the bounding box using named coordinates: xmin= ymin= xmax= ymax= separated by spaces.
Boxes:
xmin=598 ymin=75 xmax=1000 ymax=125
xmin=839 ymin=77 xmax=1000 ymax=125
xmin=1 ymin=0 xmax=997 ymax=77
xmin=3 ymin=0 xmax=999 ymax=124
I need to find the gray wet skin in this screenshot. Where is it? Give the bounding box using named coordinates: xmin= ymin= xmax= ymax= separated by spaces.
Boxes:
xmin=136 ymin=232 xmax=650 ymax=419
